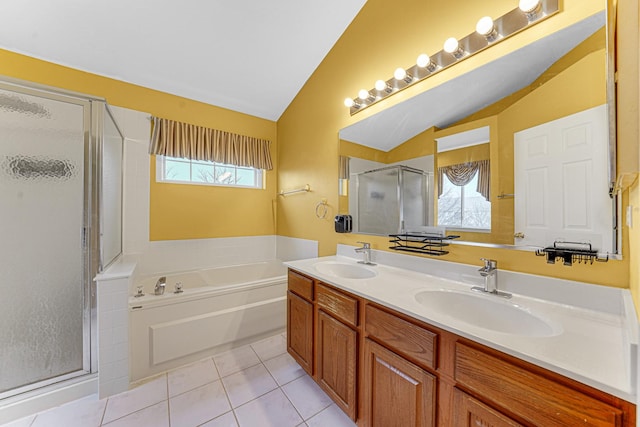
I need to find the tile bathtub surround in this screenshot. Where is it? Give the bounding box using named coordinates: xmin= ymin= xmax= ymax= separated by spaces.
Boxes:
xmin=1 ymin=333 xmax=356 ymax=427
xmin=130 ymin=235 xmax=319 ymax=280
xmin=95 ymin=262 xmax=136 ymax=399
xmin=135 ymin=236 xmax=279 ymax=277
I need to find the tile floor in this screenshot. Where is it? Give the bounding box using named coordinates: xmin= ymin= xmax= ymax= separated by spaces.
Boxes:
xmin=2 ymin=333 xmax=356 ymax=427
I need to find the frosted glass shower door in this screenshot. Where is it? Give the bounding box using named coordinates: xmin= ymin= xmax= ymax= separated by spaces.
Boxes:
xmin=357 ymin=168 xmax=400 ymax=235
xmin=401 ymin=169 xmax=427 ymax=231
xmin=0 ymin=87 xmax=89 ymax=396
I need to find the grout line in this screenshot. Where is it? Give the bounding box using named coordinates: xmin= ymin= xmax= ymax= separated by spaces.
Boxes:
xmin=98 ymin=398 xmax=108 ymax=426
xmin=165 ymin=373 xmax=171 ymax=427
xmin=100 ymin=375 xmax=168 ymax=426
xmin=280 ymin=380 xmax=306 ymax=423
xmin=213 ymin=358 xmax=238 ymax=425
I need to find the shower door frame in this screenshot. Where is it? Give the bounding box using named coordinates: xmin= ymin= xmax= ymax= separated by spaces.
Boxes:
xmin=0 ymin=77 xmax=106 ymax=400
xmin=354 ymin=165 xmax=430 ymax=235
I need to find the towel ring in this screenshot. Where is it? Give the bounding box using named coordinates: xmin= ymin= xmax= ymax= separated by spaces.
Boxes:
xmin=315 ymin=200 xmax=328 ymax=219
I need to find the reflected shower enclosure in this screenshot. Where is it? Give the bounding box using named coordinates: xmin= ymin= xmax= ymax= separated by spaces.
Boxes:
xmin=0 ymin=79 xmax=123 ymax=400
xmin=350 ymin=165 xmax=433 ymax=235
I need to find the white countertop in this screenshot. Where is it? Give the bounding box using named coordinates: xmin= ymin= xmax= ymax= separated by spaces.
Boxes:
xmin=285 ymin=253 xmax=637 ymax=403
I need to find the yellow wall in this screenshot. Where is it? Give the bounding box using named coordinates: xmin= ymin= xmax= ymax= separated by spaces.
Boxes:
xmin=0 ymin=0 xmax=635 ymax=290
xmin=0 ymin=49 xmax=278 ymax=240
xmin=631 ymin=181 xmax=640 ymax=315
xmin=277 ymin=0 xmax=633 ymax=287
xmin=618 ymin=0 xmax=640 ymax=315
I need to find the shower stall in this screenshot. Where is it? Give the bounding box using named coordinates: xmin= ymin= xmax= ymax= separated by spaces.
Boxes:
xmin=0 ymin=78 xmax=123 ymax=401
xmin=350 ymin=165 xmax=433 ymax=235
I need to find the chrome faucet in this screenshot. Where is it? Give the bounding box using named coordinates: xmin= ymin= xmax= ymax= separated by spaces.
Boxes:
xmin=472 ymin=258 xmax=511 ymax=298
xmin=154 ymin=276 xmax=166 ymax=295
xmin=355 ymin=241 xmax=376 ymax=265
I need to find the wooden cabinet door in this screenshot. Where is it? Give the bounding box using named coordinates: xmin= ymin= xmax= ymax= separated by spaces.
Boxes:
xmin=287 ymin=290 xmax=313 ymax=375
xmin=316 ymin=310 xmax=357 ymax=420
xmin=363 ymin=338 xmax=436 ymax=427
xmin=453 ymin=389 xmax=523 ymax=427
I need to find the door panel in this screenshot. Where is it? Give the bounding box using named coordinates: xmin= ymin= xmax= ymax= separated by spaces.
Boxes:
xmin=514 ymin=105 xmax=611 ymax=252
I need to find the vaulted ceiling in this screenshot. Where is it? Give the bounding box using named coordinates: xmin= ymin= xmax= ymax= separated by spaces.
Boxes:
xmin=0 ymin=0 xmax=367 ymax=121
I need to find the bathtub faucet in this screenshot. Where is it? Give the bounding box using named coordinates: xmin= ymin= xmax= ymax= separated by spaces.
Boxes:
xmin=155 ymin=276 xmax=166 ymax=295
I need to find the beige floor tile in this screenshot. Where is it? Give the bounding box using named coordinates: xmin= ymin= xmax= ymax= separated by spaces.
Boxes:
xmin=168 ymin=357 xmax=218 ymax=397
xmin=282 ymin=375 xmax=333 ymax=420
xmin=221 ymin=364 xmax=278 ymax=408
xmin=263 ymin=352 xmax=305 ymax=386
xmin=305 ymin=404 xmax=356 ymax=427
xmin=102 ymin=374 xmax=167 ymax=424
xmin=102 ymin=401 xmax=168 ymax=427
xmin=250 ymin=334 xmax=287 ymax=361
xmin=234 ymin=389 xmax=302 ymax=427
xmin=213 ymin=345 xmax=261 ymax=377
xmin=169 ymin=380 xmax=230 ymax=427
xmin=199 ymin=411 xmax=238 ymax=427
xmin=31 ymin=398 xmax=106 ymax=427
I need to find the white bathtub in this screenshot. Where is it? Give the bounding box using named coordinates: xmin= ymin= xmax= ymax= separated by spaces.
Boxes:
xmin=129 ymin=260 xmax=287 ymax=380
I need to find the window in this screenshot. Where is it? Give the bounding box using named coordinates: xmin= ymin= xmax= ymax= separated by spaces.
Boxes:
xmin=156 ymin=156 xmax=263 ymax=189
xmin=438 ymin=172 xmax=491 ymax=230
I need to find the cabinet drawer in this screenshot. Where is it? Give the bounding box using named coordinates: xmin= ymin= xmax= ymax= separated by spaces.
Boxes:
xmin=365 ymin=304 xmax=437 ymax=371
xmin=455 ymin=342 xmax=623 ymax=426
xmin=453 ymin=388 xmax=523 ymax=427
xmin=288 ymin=269 xmax=314 ymax=301
xmin=316 ymin=283 xmax=358 ymax=327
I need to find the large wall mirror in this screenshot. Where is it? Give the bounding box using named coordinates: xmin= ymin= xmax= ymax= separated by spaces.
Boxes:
xmin=338 ymin=10 xmax=619 ymax=256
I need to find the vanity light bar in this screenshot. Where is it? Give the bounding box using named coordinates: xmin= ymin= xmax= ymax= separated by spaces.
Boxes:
xmin=345 ymin=0 xmax=559 ymax=115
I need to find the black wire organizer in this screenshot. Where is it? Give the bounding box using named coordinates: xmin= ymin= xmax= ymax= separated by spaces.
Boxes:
xmin=535 ymin=241 xmax=608 ymax=266
xmin=389 ymin=233 xmax=460 ymax=256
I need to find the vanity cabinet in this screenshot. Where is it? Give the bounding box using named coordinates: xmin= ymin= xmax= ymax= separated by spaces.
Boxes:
xmin=363 ymin=338 xmax=436 ymax=426
xmin=315 ymin=283 xmax=359 ymax=420
xmin=286 ymin=270 xmax=314 ymax=375
xmin=286 ymin=268 xmax=636 ymax=427
xmin=454 ymin=342 xmax=627 ymax=426
xmin=453 ymin=389 xmax=523 ymax=427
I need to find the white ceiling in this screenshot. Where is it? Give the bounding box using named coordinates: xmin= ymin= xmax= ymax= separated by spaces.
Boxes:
xmin=0 ymin=0 xmax=367 ymax=121
xmin=339 ymin=12 xmax=605 ymax=151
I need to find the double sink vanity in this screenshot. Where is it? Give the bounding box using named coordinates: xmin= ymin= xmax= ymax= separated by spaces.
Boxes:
xmin=285 ymin=245 xmax=637 ymax=426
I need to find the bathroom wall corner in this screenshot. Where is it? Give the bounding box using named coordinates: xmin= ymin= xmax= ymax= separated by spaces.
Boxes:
xmin=276 ymin=236 xmax=319 ymax=261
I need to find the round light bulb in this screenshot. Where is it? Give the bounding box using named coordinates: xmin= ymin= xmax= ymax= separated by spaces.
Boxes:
xmin=519 ymin=0 xmax=541 ymax=13
xmin=344 ymin=97 xmax=354 ymax=108
xmin=416 ymin=54 xmax=431 ymax=68
xmin=358 ymin=89 xmax=370 ymax=100
xmin=374 ymin=80 xmax=387 ymax=91
xmin=475 ymin=16 xmax=495 ymax=36
xmin=443 ymin=37 xmax=459 ymax=54
xmin=394 ymin=67 xmax=407 ymax=81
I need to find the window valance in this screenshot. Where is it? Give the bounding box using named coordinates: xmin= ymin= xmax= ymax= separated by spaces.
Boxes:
xmin=438 ymin=159 xmax=490 ymax=201
xmin=149 ymin=117 xmax=273 ymax=170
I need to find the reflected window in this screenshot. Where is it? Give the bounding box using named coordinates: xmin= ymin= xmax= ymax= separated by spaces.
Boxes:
xmin=156 ymin=156 xmax=263 ymax=189
xmin=438 ymin=172 xmax=490 ymax=230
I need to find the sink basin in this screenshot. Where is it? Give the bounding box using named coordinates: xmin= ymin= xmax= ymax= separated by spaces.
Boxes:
xmin=314 ymin=261 xmax=377 ymax=279
xmin=414 ymin=290 xmax=560 ymax=337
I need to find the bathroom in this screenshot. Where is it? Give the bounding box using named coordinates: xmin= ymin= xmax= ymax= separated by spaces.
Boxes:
xmin=0 ymin=0 xmax=639 ymax=425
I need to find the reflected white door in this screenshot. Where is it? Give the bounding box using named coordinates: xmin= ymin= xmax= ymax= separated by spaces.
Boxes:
xmin=514 ymin=104 xmax=612 ymax=253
